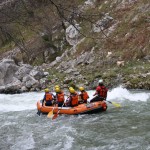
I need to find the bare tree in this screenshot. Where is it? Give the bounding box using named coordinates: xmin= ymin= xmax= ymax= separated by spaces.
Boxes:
xmin=0 ymin=0 xmax=113 ymax=63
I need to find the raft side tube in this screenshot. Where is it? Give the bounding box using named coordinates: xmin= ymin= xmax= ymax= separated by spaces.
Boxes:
xmin=37 ymin=100 xmax=107 ymax=115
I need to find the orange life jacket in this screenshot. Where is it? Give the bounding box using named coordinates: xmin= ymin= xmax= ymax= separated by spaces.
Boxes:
xmin=56 ymin=92 xmax=65 ymax=102
xmin=81 ymin=91 xmax=89 ymax=102
xmin=70 ymin=93 xmax=78 ymax=106
xmin=45 ymin=93 xmax=53 ymax=101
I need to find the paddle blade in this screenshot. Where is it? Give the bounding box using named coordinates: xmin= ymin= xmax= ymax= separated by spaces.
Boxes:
xmin=47 ymin=110 xmax=54 ymax=118
xmin=52 ymin=113 xmax=58 ymax=120
xmin=37 ymin=110 xmax=41 ymax=116
xmin=111 ymin=102 xmax=121 ymax=107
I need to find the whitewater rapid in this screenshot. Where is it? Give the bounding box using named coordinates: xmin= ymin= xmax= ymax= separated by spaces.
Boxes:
xmin=0 ymin=86 xmax=150 ymax=150
xmin=0 ymin=86 xmax=149 ymax=112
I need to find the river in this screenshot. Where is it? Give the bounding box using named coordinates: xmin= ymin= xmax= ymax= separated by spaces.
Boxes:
xmin=0 ymin=86 xmax=150 ymax=150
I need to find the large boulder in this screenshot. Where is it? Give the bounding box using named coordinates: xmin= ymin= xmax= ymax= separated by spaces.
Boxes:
xmin=22 ymin=75 xmax=39 ymax=89
xmin=0 ymin=59 xmax=19 ymax=86
xmin=0 ymin=59 xmax=47 ymax=93
xmin=29 ymin=69 xmax=45 ymax=80
xmin=15 ymin=64 xmax=33 ymax=80
xmin=39 ymin=78 xmax=49 ymax=89
xmin=66 ymin=24 xmax=81 ymax=45
xmin=0 ymin=77 xmax=22 ymax=94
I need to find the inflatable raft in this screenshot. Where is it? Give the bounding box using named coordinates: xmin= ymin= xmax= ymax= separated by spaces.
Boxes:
xmin=37 ymin=100 xmax=107 ymax=115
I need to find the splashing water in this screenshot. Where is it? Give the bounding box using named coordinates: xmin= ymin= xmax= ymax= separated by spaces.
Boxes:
xmin=0 ymin=87 xmax=150 ymax=150
xmin=107 ymin=86 xmax=150 ymax=102
xmin=0 ymin=87 xmax=149 ymax=112
xmin=0 ymin=92 xmax=43 ymax=112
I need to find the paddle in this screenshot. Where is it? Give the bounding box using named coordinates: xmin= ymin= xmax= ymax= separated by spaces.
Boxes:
xmin=47 ymin=98 xmax=57 ymax=118
xmin=47 ymin=94 xmax=64 ymax=119
xmin=52 ymin=111 xmax=59 ymax=120
xmin=106 ymin=100 xmax=121 ymax=107
xmin=90 ymin=96 xmax=121 ymax=108
xmin=47 ymin=107 xmax=55 ymax=118
xmin=52 ymin=103 xmax=65 ymax=120
xmin=52 ymin=95 xmax=70 ymax=120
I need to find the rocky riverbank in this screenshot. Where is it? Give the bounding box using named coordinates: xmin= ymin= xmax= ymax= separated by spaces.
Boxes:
xmin=0 ymin=0 xmax=150 ymax=93
xmin=0 ymin=56 xmax=150 ymax=94
xmin=0 ymin=59 xmax=50 ymax=94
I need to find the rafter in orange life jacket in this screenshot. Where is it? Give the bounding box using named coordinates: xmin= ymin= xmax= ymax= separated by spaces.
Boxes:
xmin=56 ymin=92 xmax=65 ymax=103
xmin=45 ymin=93 xmax=53 ymax=101
xmin=80 ymin=91 xmax=89 ymax=102
xmin=70 ymin=92 xmax=78 ymax=106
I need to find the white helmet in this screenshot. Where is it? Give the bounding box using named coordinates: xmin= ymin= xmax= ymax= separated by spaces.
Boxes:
xmin=98 ymin=79 xmax=103 ymax=84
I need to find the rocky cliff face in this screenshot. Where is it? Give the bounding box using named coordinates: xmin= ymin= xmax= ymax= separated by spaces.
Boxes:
xmin=43 ymin=0 xmax=150 ymax=90
xmin=0 ymin=0 xmax=150 ymax=93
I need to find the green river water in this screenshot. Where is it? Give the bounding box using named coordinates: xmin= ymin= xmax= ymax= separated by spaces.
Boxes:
xmin=0 ymin=87 xmax=150 ymax=150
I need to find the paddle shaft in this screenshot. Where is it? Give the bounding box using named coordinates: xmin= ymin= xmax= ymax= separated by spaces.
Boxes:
xmin=106 ymin=100 xmax=112 ymax=104
xmin=106 ymin=100 xmax=121 ymax=107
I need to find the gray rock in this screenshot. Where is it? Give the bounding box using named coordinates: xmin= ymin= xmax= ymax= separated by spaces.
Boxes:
xmin=22 ymin=75 xmax=39 ymax=89
xmin=30 ymin=69 xmax=44 ymax=80
xmin=39 ymin=78 xmax=49 ymax=89
xmin=15 ymin=64 xmax=33 ymax=80
xmin=66 ymin=24 xmax=81 ymax=45
xmin=0 ymin=58 xmax=48 ymax=93
xmin=65 ymin=68 xmax=77 ymax=74
xmin=76 ymin=51 xmax=94 ymax=65
xmin=43 ymin=72 xmax=49 ymax=76
xmin=93 ymin=14 xmax=113 ymax=32
xmin=0 ymin=59 xmax=19 ymax=86
xmin=21 ymin=86 xmax=28 ymax=92
xmin=0 ymin=78 xmax=22 ymax=94
xmin=73 ymin=72 xmax=80 ymax=76
xmin=144 ymin=55 xmax=150 ymax=60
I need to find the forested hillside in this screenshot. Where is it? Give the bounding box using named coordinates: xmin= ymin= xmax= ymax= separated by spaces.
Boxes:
xmin=0 ymin=0 xmax=150 ymax=92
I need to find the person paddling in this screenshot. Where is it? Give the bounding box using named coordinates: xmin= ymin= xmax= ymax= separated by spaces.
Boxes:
xmin=78 ymin=87 xmax=89 ymax=104
xmin=90 ymin=79 xmax=108 ymax=102
xmin=66 ymin=88 xmax=79 ymax=107
xmin=55 ymin=87 xmax=65 ymax=107
xmin=42 ymin=88 xmax=55 ymax=106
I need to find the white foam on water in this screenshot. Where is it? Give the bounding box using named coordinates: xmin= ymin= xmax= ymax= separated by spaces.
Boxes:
xmin=63 ymin=135 xmax=74 ymax=150
xmin=87 ymin=87 xmax=150 ymax=102
xmin=0 ymin=87 xmax=149 ymax=112
xmin=49 ymin=125 xmax=75 ymax=150
xmin=10 ymin=133 xmax=35 ymax=150
xmin=0 ymin=92 xmax=43 ymax=112
xmin=107 ymin=86 xmax=150 ymax=102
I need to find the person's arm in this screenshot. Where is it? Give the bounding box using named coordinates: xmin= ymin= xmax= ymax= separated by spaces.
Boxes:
xmin=93 ymin=87 xmax=99 ymax=96
xmin=93 ymin=87 xmax=98 ymax=96
xmin=93 ymin=91 xmax=97 ymax=96
xmin=93 ymin=86 xmax=101 ymax=96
